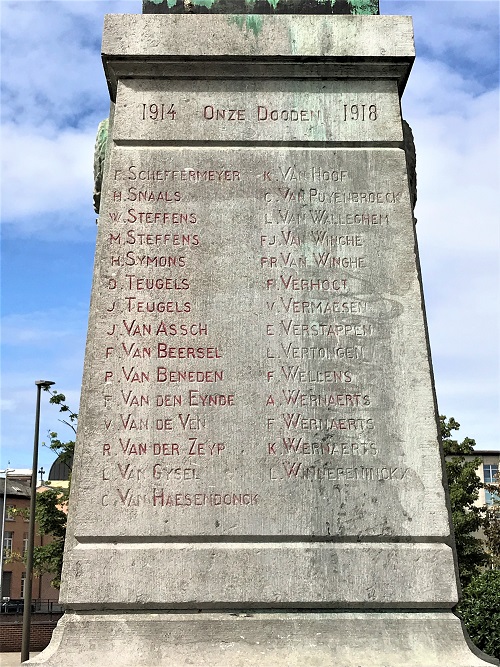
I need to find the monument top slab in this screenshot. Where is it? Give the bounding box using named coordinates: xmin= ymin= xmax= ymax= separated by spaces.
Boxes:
xmin=143 ymin=0 xmax=379 ymax=15
xmin=104 ymin=14 xmax=411 ymax=58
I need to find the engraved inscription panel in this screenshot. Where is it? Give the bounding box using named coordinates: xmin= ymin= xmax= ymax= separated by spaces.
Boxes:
xmin=72 ymin=146 xmax=447 ymax=539
xmin=112 ymin=79 xmax=402 ymax=143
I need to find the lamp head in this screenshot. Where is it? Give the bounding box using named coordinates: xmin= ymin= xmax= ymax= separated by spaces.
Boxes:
xmin=35 ymin=380 xmax=55 ymax=389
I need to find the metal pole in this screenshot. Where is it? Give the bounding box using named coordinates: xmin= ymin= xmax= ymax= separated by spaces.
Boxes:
xmin=21 ymin=380 xmax=54 ymax=663
xmin=0 ymin=467 xmax=14 ymax=602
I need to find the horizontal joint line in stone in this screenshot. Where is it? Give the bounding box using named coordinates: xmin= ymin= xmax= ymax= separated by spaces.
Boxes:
xmin=113 ymin=140 xmax=404 ymax=149
xmin=59 ymin=610 xmax=459 ymax=618
xmin=107 ymin=55 xmax=413 ymax=63
xmin=64 ymin=604 xmax=458 ymax=613
xmin=73 ymin=537 xmax=450 ymax=549
xmin=117 ymin=73 xmax=406 ymax=79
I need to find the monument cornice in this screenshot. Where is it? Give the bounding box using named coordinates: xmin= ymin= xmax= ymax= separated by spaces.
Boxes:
xmin=102 ymin=14 xmax=414 ymax=100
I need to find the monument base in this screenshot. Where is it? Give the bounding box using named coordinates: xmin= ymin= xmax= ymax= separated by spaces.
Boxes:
xmin=26 ymin=611 xmax=497 ymax=666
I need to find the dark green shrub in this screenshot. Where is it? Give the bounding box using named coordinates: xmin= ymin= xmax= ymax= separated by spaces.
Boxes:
xmin=458 ymin=569 xmax=500 ymax=659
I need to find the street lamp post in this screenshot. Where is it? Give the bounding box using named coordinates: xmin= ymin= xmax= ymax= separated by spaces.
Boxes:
xmin=21 ymin=380 xmax=55 ymax=663
xmin=0 ymin=466 xmax=15 ymax=602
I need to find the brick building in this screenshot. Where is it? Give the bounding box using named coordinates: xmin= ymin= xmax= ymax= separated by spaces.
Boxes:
xmin=1 ymin=475 xmax=59 ymax=604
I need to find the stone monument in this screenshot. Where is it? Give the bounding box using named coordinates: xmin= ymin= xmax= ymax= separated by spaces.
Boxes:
xmin=27 ymin=1 xmax=498 ymax=665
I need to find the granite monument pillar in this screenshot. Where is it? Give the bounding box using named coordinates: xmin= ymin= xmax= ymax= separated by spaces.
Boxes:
xmin=27 ymin=5 xmax=498 ymax=666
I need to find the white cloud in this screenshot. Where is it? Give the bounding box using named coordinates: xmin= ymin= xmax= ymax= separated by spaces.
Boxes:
xmin=382 ymin=0 xmax=499 ymax=70
xmin=1 ymin=1 xmax=138 ymax=129
xmin=400 ymin=43 xmax=500 ymax=449
xmin=1 ymin=123 xmax=95 ymax=226
xmin=0 ymin=1 xmax=139 ymax=240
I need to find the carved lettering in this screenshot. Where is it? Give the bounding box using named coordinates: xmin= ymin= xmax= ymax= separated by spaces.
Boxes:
xmin=122 ymin=367 xmax=150 ymax=383
xmin=126 ymin=210 xmax=197 ymax=225
xmin=120 ymin=438 xmax=147 ymax=455
xmin=127 ymin=166 xmax=240 ymax=182
xmin=121 ymin=391 xmax=150 ymax=406
xmin=157 ymin=369 xmax=224 ymax=383
xmin=153 ymin=490 xmax=258 ymax=507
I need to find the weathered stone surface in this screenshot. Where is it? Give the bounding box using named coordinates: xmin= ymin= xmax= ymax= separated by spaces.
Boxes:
xmin=67 ymin=144 xmax=449 ymax=545
xmin=63 ymin=543 xmax=457 ymax=607
xmin=28 ymin=612 xmax=496 ymax=667
xmin=27 ymin=13 xmax=498 ymax=667
xmin=103 ymin=14 xmax=412 ymax=60
xmin=63 ymin=143 xmax=457 ymax=611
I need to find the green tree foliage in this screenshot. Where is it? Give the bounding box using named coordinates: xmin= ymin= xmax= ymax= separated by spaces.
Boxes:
xmin=441 ymin=416 xmax=500 ymax=659
xmin=32 ymin=387 xmax=76 ymax=588
xmin=33 ymin=488 xmax=67 ymax=588
xmin=458 ymin=570 xmax=500 ymax=659
xmin=440 ymin=415 xmax=489 ymax=587
xmin=45 ymin=389 xmax=77 ymax=462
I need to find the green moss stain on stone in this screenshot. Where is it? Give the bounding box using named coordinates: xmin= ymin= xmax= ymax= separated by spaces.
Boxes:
xmin=93 ymin=118 xmax=109 ymax=214
xmin=190 ymin=0 xmax=217 ymax=8
xmin=247 ymin=15 xmax=263 ymax=35
xmin=230 ymin=15 xmax=246 ymax=29
xmin=228 ymin=14 xmax=263 ymax=37
xmin=347 ymin=0 xmax=378 ymax=15
xmin=166 ymin=0 xmax=178 ymax=7
xmin=145 ymin=0 xmax=166 ymax=5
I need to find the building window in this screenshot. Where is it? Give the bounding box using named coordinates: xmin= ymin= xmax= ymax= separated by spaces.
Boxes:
xmin=20 ymin=573 xmax=26 ymax=599
xmin=23 ymin=533 xmax=28 ymax=556
xmin=484 ymin=464 xmax=499 ymax=505
xmin=5 ymin=505 xmax=16 ymax=521
xmin=2 ymin=571 xmax=12 ymax=598
xmin=3 ymin=531 xmax=13 ymax=555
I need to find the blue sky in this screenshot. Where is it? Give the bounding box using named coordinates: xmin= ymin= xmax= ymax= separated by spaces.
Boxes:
xmin=1 ymin=0 xmax=499 ymax=475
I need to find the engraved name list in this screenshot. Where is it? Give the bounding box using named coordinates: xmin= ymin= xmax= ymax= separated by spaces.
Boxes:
xmin=89 ymin=110 xmax=414 ymax=537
